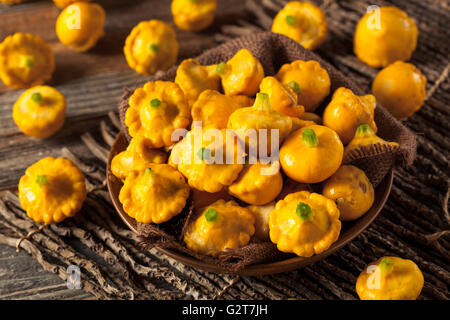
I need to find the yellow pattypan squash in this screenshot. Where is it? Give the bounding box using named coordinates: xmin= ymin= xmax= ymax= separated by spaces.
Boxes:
xmin=231 ymin=94 xmax=254 ymax=108
xmin=247 ymin=202 xmax=275 ymax=242
xmin=354 ymin=6 xmax=418 ymax=68
xmin=175 ymin=58 xmax=220 ymax=107
xmin=228 ymin=161 xmax=283 ymax=205
xmin=168 ymin=136 xmax=184 ymax=169
xmin=280 ymin=125 xmax=343 ymax=183
xmin=299 ymin=111 xmax=322 ymax=124
xmin=290 ymin=116 xmax=315 ymax=134
xmin=124 ymin=20 xmax=179 ymax=75
xmin=269 ymin=191 xmax=341 ymax=257
xmin=1 ymin=0 xmax=26 ymax=4
xmin=372 ymin=61 xmax=426 ymax=119
xmin=191 ymin=89 xmax=251 ymax=129
xmin=228 ymin=92 xmax=292 ymax=154
xmin=276 ymin=60 xmax=330 ymax=112
xmin=13 ymin=86 xmax=66 ymax=138
xmin=216 ymin=49 xmax=264 ymax=96
xmin=272 ymin=1 xmax=328 ymax=50
xmin=356 ymin=257 xmax=424 ymax=300
xmin=125 ymin=80 xmax=191 ymax=148
xmin=119 ymin=164 xmax=189 ymax=224
xmin=322 ymin=165 xmax=374 ymax=221
xmin=111 ymin=135 xmax=167 ymax=181
xmin=259 ymin=76 xmax=305 ymax=117
xmin=344 ymin=124 xmax=398 ymax=160
xmin=53 ymin=0 xmax=91 ymax=9
xmin=290 ymin=112 xmax=321 ymax=135
xmin=170 ymin=128 xmax=244 ymax=193
xmin=0 ymin=33 xmax=54 ymax=89
xmin=323 ymin=87 xmax=377 ymax=145
xmin=171 ymin=0 xmax=217 ymax=32
xmin=18 ymin=157 xmax=86 ymax=224
xmin=184 ymin=200 xmax=255 ymax=256
xmin=56 ymin=2 xmax=105 ymax=52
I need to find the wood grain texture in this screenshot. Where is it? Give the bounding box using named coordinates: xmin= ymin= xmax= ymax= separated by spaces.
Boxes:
xmin=0 ymin=241 xmax=91 ymax=299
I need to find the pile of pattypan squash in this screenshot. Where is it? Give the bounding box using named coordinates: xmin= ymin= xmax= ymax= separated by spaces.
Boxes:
xmin=109 ymin=48 xmax=401 ymax=261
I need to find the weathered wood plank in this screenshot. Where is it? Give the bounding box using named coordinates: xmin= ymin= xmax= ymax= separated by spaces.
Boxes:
xmin=0 ymin=243 xmax=91 ymax=299
xmin=17 ymin=289 xmax=93 ymax=300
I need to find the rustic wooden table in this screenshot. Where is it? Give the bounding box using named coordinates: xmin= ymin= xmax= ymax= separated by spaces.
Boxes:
xmin=0 ymin=0 xmax=448 ymax=300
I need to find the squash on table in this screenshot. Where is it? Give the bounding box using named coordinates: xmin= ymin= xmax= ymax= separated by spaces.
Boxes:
xmin=13 ymin=86 xmax=66 ymax=138
xmin=56 ymin=2 xmax=106 ymax=52
xmin=111 ymin=135 xmax=167 ymax=181
xmin=0 ymin=33 xmax=54 ymax=89
xmin=171 ymin=0 xmax=217 ymax=32
xmin=322 ymin=165 xmax=374 ymax=221
xmin=216 ymin=49 xmax=264 ymax=96
xmin=184 ymin=200 xmax=255 ymax=256
xmin=119 ymin=164 xmax=189 ymax=224
xmin=271 ymin=1 xmax=328 ymax=50
xmin=269 ymin=191 xmax=341 ymax=257
xmin=124 ymin=20 xmax=179 ymax=75
xmin=372 ymin=61 xmax=426 ymax=119
xmin=356 ymin=257 xmax=424 ymax=300
xmin=276 ymin=60 xmax=330 ymax=112
xmin=323 ymin=87 xmax=377 ymax=145
xmin=354 ymin=6 xmax=418 ymax=68
xmin=18 ymin=157 xmax=86 ymax=224
xmin=280 ymin=125 xmax=343 ymax=183
xmin=125 ymin=80 xmax=191 ymax=148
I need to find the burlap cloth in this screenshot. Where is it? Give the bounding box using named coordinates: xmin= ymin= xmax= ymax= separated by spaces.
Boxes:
xmin=118 ymin=32 xmax=416 ymax=271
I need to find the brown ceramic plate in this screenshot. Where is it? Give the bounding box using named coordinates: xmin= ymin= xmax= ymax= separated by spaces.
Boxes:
xmin=106 ymin=131 xmax=393 ymax=276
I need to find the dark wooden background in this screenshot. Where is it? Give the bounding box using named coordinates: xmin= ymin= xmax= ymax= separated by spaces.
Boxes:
xmin=0 ymin=0 xmax=448 ymax=299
